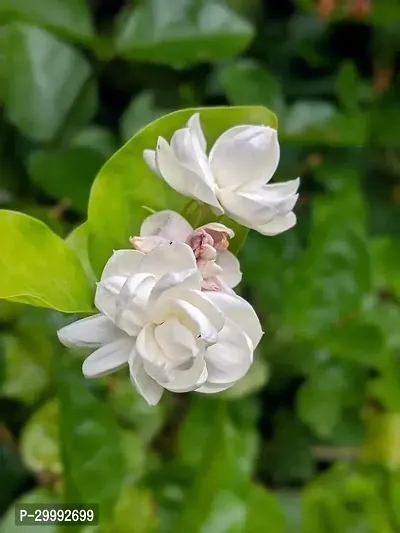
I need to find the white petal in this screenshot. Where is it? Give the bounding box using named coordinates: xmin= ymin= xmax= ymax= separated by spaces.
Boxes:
xmin=255 ymin=212 xmax=297 ymax=236
xmin=143 ymin=149 xmax=159 ymax=175
xmin=155 ymin=136 xmax=194 ymax=197
xmin=206 ymin=291 xmax=263 ymax=349
xmin=154 ymin=287 xmax=224 ymax=333
xmin=115 ymin=274 xmax=155 ymax=335
xmin=187 ymin=113 xmax=207 ymax=153
xmin=170 ymin=128 xmax=212 ymax=186
xmin=57 ymin=314 xmax=124 ymax=348
xmin=256 ymin=178 xmax=300 ymax=199
xmin=204 ymin=318 xmax=253 ymax=384
xmin=82 ymin=337 xmax=133 ymax=378
xmin=209 ymin=125 xmax=279 ymax=190
xmin=196 ymin=380 xmax=237 ymax=394
xmin=154 ymin=319 xmax=199 ymax=364
xmin=148 ymin=269 xmax=201 ymax=309
xmin=217 ymin=188 xmax=279 ymax=227
xmin=129 ymin=348 xmax=164 ymax=406
xmin=166 ymin=299 xmax=219 ymax=345
xmin=94 ymin=276 xmax=126 ymax=321
xmin=140 ymin=210 xmax=193 ymax=242
xmin=101 ymin=250 xmax=144 ymax=281
xmin=135 ymin=324 xmax=169 ymax=383
xmin=140 ymin=242 xmax=196 ymax=277
xmin=216 ymin=251 xmax=242 ymax=288
xmin=156 ymin=135 xmax=222 ymax=212
xmin=164 ymin=355 xmax=208 ymax=393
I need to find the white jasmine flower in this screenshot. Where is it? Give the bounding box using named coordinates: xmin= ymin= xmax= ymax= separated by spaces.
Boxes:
xmin=130 ymin=210 xmax=241 ymax=292
xmin=57 ymin=243 xmax=262 ymax=406
xmin=144 ymin=113 xmax=300 ymax=236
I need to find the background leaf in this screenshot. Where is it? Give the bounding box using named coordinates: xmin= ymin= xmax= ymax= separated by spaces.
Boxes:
xmin=115 ymin=0 xmax=254 ymax=66
xmin=0 ymin=23 xmax=92 ymax=141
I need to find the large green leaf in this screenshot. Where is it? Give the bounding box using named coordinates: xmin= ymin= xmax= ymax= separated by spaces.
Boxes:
xmin=57 ymin=357 xmax=126 ymax=523
xmin=115 ymin=0 xmax=254 ymax=67
xmin=0 ymin=0 xmax=93 ymax=42
xmin=88 ymin=106 xmax=277 ymax=274
xmin=66 ymin=223 xmax=97 ymax=283
xmin=0 ymin=210 xmax=94 ymax=312
xmin=0 ymin=23 xmax=91 ymax=141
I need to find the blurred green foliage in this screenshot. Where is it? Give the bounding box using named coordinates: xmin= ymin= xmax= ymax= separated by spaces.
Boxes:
xmin=1 ymin=0 xmax=400 ymax=531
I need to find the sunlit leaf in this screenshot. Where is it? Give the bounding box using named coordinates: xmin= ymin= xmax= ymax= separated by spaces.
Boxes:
xmin=0 ymin=210 xmax=94 ymax=312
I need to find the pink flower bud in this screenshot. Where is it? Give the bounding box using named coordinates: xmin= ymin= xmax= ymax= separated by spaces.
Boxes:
xmin=186 ymin=229 xmax=215 ymax=259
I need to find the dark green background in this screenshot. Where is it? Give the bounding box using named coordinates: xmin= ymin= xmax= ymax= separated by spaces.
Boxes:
xmin=1 ymin=0 xmax=400 ymax=531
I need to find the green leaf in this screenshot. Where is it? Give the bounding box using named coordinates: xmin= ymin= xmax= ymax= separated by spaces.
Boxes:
xmin=108 ymin=375 xmax=164 ymax=444
xmin=71 ymin=126 xmax=118 ymax=159
xmin=88 ymin=106 xmax=277 ymax=274
xmin=266 ymin=411 xmax=316 ymax=485
xmin=0 ymin=488 xmax=58 ymax=533
xmin=57 ymin=356 xmax=126 ymax=523
xmin=297 ymin=361 xmax=366 ymax=439
xmin=0 ymin=23 xmax=91 ymax=141
xmin=0 ymin=437 xmax=29 ymax=516
xmin=20 ymin=399 xmax=61 ymax=477
xmin=316 ymin=320 xmax=384 ymax=367
xmin=285 ymin=194 xmax=370 ymax=335
xmin=115 ymin=0 xmax=254 ymax=67
xmin=0 ymin=0 xmax=94 ymax=43
xmin=120 ymin=91 xmax=170 ymax=144
xmin=362 ymin=412 xmax=400 ymax=470
xmin=336 ymin=61 xmax=360 ymax=113
xmin=245 ymin=485 xmax=285 ymax=533
xmin=1 ymin=326 xmax=53 ymax=404
xmin=28 ymin=147 xmax=106 ymax=213
xmin=370 ymin=236 xmax=400 ymax=297
xmin=282 ymin=101 xmax=368 ymax=145
xmin=120 ymin=431 xmax=147 ymax=481
xmin=0 ymin=210 xmax=94 ymax=312
xmin=106 ymin=485 xmax=158 ymax=533
xmin=389 ymin=473 xmax=400 ymax=526
xmin=274 ymin=491 xmax=302 ymax=533
xmin=302 ymin=465 xmax=394 ymax=533
xmin=176 ymin=398 xmax=257 ymax=533
xmin=219 ymin=59 xmax=284 ymax=113
xmin=66 ymin=223 xmax=97 ymax=283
